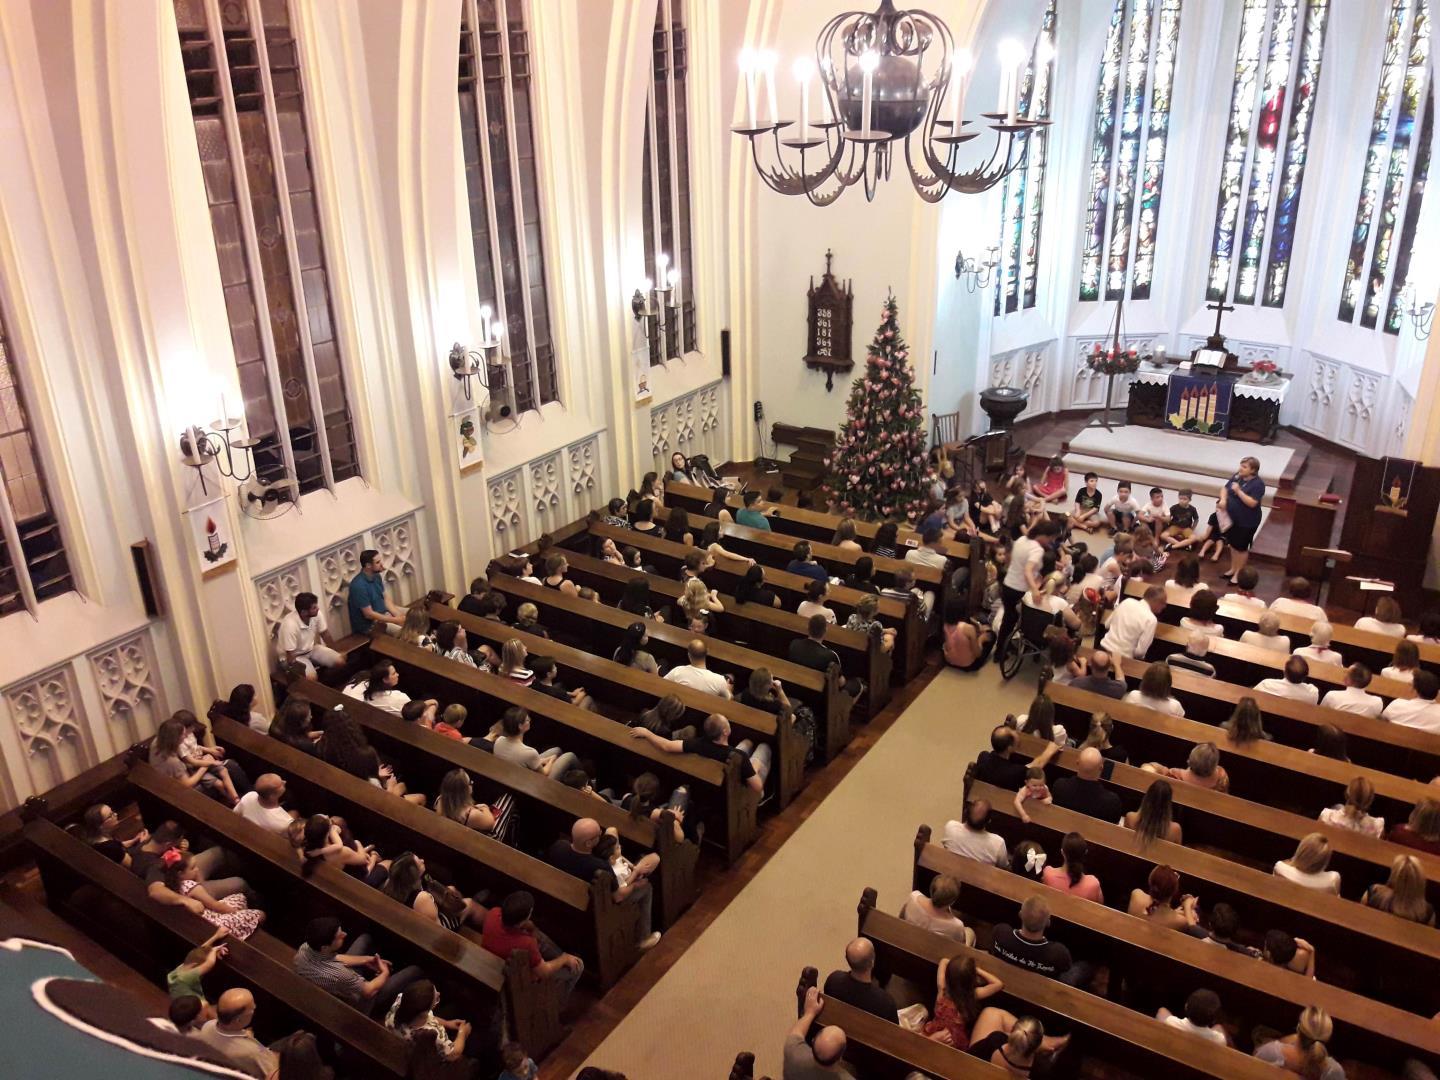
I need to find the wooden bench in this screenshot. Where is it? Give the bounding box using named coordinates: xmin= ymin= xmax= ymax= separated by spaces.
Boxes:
xmin=849 ymin=893 xmax=1288 ymax=1079
xmin=1047 ymin=682 xmax=1432 ymax=825
xmin=579 ymin=521 xmax=928 ymax=683
xmin=365 ymin=634 xmax=758 ymax=865
xmin=23 ymin=817 xmax=410 ymax=1078
xmin=1000 ymin=731 xmax=1440 ymax=903
xmin=1104 ymin=650 xmax=1440 ymax=781
xmin=414 ymin=605 xmax=808 ymax=812
xmin=912 ymin=837 xmax=1440 ymax=1069
xmin=485 ymin=574 xmax=857 ymax=763
xmin=0 ymin=755 xmax=133 ymax=871
xmin=549 ymin=548 xmax=893 ymax=716
xmin=966 ymin=779 xmax=1440 ymax=1010
xmin=279 ymin=679 xmax=699 ymax=930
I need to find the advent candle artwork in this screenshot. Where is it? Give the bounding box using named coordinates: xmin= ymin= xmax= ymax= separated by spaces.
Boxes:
xmin=203 ymin=516 xmax=228 ymax=563
xmin=190 ymin=498 xmax=235 ymax=573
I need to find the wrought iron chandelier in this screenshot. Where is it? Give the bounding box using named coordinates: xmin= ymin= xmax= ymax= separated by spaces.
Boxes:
xmin=733 ymin=0 xmax=1049 ymax=205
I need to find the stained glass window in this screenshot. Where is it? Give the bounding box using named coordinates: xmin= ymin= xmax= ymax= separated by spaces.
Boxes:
xmin=1387 ymin=89 xmax=1434 ymax=331
xmin=995 ymin=0 xmax=1056 ymax=316
xmin=1339 ymin=0 xmax=1410 ymax=323
xmin=1078 ymin=0 xmax=1183 ymax=302
xmin=1207 ymin=1 xmax=1329 ymax=308
xmin=643 ymin=0 xmax=699 ymax=360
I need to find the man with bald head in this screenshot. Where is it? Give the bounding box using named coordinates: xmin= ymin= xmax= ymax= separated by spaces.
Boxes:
xmin=1070 ymin=648 xmax=1127 ymax=699
xmin=232 ymin=773 xmax=294 ymax=835
xmin=785 ymin=985 xmax=855 ymax=1078
xmin=821 ymin=937 xmax=897 ymax=1023
xmin=546 ymin=817 xmax=661 ymax=950
xmin=1052 ymin=746 xmax=1122 ymax=821
xmin=192 ymin=987 xmax=278 ymax=1077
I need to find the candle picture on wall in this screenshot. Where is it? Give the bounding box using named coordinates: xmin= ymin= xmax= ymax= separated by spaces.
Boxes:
xmin=455 ymin=409 xmax=482 ymax=474
xmin=187 ymin=497 xmax=236 ymax=577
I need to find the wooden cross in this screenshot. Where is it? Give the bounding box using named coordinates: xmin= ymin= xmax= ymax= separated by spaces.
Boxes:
xmin=1206 ymin=299 xmax=1235 ymax=344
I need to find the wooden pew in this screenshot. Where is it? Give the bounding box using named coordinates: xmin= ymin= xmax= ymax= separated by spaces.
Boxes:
xmin=0 ymin=755 xmax=133 ymax=871
xmin=578 ymin=521 xmax=928 ymax=683
xmin=23 ymin=818 xmax=410 ymax=1078
xmin=1002 ymin=731 xmax=1440 ymax=903
xmin=1121 ymin=577 xmax=1440 ymax=675
xmin=792 ymin=967 xmax=997 ymax=1079
xmin=485 ymin=574 xmax=856 ymax=763
xmin=849 ymin=895 xmax=1288 ymax=1079
xmin=365 ymin=634 xmax=758 ymax=866
xmin=663 ymin=479 xmax=973 ymax=564
xmin=1047 ymin=682 xmax=1432 ymax=825
xmin=551 ymin=548 xmax=893 ymax=715
xmin=1145 ymin=619 xmax=1415 ymax=704
xmin=967 ymin=779 xmax=1440 ymax=1010
xmin=209 ymin=714 xmax=647 ymax=1004
xmin=414 ymin=605 xmax=808 ymax=811
xmin=1104 ymin=650 xmax=1440 ymax=781
xmin=280 ymin=679 xmax=699 ymax=930
xmin=126 ymin=761 xmax=521 ymax=1030
xmin=912 ymin=836 xmax=1440 ymax=1068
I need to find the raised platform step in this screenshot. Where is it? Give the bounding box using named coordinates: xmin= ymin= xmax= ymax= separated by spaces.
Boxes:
xmin=790 ymin=447 xmax=831 ymax=468
xmin=1066 ymin=426 xmax=1296 ymax=489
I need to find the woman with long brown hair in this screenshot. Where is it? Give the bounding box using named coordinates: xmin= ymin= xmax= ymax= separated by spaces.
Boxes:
xmin=920 ymin=954 xmax=1004 ymax=1050
xmin=1121 ymin=779 xmax=1183 ymax=846
xmin=1363 ymin=854 xmax=1436 ymax=925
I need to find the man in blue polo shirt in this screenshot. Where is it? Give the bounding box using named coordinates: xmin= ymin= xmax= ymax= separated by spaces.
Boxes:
xmin=348 ymin=549 xmax=405 ymax=635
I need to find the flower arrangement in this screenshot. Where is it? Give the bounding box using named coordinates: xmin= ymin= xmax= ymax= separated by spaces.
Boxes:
xmin=1086 ymin=342 xmax=1142 ymax=377
xmin=1249 ymin=358 xmax=1279 ymax=382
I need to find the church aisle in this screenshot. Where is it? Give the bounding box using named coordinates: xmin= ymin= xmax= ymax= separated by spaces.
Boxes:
xmin=571 ymin=664 xmax=1038 ymax=1079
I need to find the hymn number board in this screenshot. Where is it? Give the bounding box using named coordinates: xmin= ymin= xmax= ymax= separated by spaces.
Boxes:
xmin=804 ymin=249 xmax=854 ymax=392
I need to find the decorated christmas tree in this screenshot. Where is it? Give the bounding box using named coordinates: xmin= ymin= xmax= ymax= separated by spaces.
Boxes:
xmin=822 ymin=294 xmax=934 ymax=521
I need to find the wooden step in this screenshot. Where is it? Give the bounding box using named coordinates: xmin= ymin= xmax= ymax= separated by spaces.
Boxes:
xmin=790 ymin=447 xmax=831 ymax=468
xmin=773 ymin=422 xmax=835 ymax=454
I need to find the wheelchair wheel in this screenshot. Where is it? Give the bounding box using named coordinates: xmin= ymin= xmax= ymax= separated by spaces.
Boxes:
xmin=999 ymin=635 xmax=1026 ymax=680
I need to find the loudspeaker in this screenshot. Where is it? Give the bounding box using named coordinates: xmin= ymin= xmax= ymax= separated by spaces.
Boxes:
xmin=131 ymin=539 xmax=165 ymax=618
xmin=721 ymin=328 xmax=731 ymax=378
xmin=754 ymin=400 xmax=764 ymax=422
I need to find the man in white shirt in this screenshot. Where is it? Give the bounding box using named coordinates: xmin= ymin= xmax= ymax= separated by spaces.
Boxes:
xmin=998 ymin=519 xmax=1062 ymax=661
xmin=1156 ymin=990 xmax=1228 ymax=1046
xmin=1254 ymin=656 xmax=1320 ymax=705
xmin=1320 ymin=664 xmax=1384 ymax=718
xmin=233 ymin=773 xmax=295 ymax=835
xmin=941 ymin=799 xmax=1008 ymax=867
xmin=1269 ymin=577 xmax=1326 ymax=622
xmin=1293 ymin=622 xmax=1344 ymax=667
xmin=663 ymin=639 xmax=732 ymax=698
xmin=1383 ymin=670 xmax=1440 ymax=733
xmin=1101 ymin=585 xmax=1168 ymax=660
xmin=905 ymin=525 xmax=950 ymax=571
xmin=276 ymin=592 xmax=343 ymax=678
xmin=192 ymin=989 xmax=279 ymax=1077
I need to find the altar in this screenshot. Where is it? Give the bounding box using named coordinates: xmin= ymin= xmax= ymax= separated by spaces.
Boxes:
xmin=1124 ymin=364 xmax=1290 ymax=444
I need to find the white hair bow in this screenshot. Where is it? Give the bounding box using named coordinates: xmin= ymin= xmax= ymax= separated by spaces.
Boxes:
xmin=1025 ymin=849 xmax=1047 ymax=873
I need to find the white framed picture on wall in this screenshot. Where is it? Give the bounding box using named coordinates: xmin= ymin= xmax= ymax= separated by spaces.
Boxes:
xmin=186 ymin=497 xmax=236 ymax=578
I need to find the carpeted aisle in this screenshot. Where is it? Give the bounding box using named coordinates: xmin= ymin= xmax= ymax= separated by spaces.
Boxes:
xmin=574 ymin=663 xmax=1039 ymax=1079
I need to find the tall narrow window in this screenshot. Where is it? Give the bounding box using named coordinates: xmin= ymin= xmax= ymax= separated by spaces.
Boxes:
xmin=172 ymin=0 xmax=360 ymax=495
xmin=1078 ymin=0 xmax=1183 ymax=302
xmin=0 ymin=305 xmax=73 ymax=618
xmin=642 ymin=0 xmax=699 ymax=363
xmin=995 ymin=0 xmax=1057 ymax=316
xmin=1206 ymin=0 xmax=1330 ymax=308
xmin=457 ymin=0 xmax=560 ymax=412
xmin=1340 ymin=0 xmax=1432 ymax=332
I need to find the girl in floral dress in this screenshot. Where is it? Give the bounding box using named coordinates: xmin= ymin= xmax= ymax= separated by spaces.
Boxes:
xmin=158 ymin=847 xmax=264 ymax=940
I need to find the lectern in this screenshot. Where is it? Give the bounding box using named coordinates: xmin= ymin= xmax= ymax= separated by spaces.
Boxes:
xmin=1328 ymin=455 xmax=1440 ymax=615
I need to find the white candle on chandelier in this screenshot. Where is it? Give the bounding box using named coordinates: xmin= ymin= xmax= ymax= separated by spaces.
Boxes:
xmin=657 ymin=253 xmax=670 ymax=293
xmin=1032 ymin=39 xmax=1055 ymax=121
xmin=858 ymin=51 xmax=879 ymax=138
xmin=793 ymin=57 xmax=814 ymax=140
xmin=997 ymin=39 xmax=1025 ymax=124
xmin=950 ymin=48 xmax=974 ymax=127
xmin=480 ymin=304 xmax=492 ymax=343
xmin=739 ymin=48 xmax=757 ymax=127
xmin=763 ymin=51 xmax=779 ymax=126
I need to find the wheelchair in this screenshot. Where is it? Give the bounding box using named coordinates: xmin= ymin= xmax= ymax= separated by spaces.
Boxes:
xmin=999 ymin=600 xmax=1062 ymax=681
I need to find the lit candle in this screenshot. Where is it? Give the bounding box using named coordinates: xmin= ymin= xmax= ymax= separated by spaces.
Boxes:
xmin=951 ymin=48 xmax=973 ymax=127
xmin=793 ymin=57 xmax=814 ymax=140
xmin=657 ymin=253 xmax=670 ymax=290
xmin=763 ymin=52 xmax=779 ymax=125
xmin=739 ymin=48 xmax=757 ymax=127
xmin=997 ymin=39 xmax=1025 ymax=123
xmin=1032 ymin=39 xmax=1055 ymax=120
xmin=667 ymin=268 xmax=680 ymax=289
xmin=480 ymin=304 xmax=492 ymax=342
xmin=859 ymin=51 xmax=878 ymax=138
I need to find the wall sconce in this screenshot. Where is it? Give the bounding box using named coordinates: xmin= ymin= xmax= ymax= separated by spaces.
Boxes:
xmin=178 ymin=414 xmax=257 ymax=497
xmin=955 ymin=246 xmax=1000 ymax=293
xmin=632 ymin=252 xmax=680 ymax=349
xmin=1399 ymin=283 xmax=1435 ymax=341
xmin=449 ymin=305 xmax=506 ymax=401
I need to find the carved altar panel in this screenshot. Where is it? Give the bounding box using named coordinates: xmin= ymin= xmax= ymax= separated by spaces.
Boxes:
xmin=1391 ymin=387 xmax=1414 ymax=457
xmin=87 ymin=630 xmax=166 ymax=747
xmin=1300 ymin=355 xmax=1340 ymax=436
xmin=1337 ymin=368 xmax=1381 ymax=451
xmin=317 ymin=537 xmax=364 ymax=639
xmin=1069 ymin=340 xmax=1109 ymax=408
xmin=372 ymin=514 xmax=421 ymax=607
xmin=566 ymin=435 xmax=601 ymax=511
xmin=4 ymin=665 xmax=93 ymax=795
xmin=488 ymin=469 xmax=526 ymax=551
xmin=255 ymin=561 xmax=311 ymax=645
